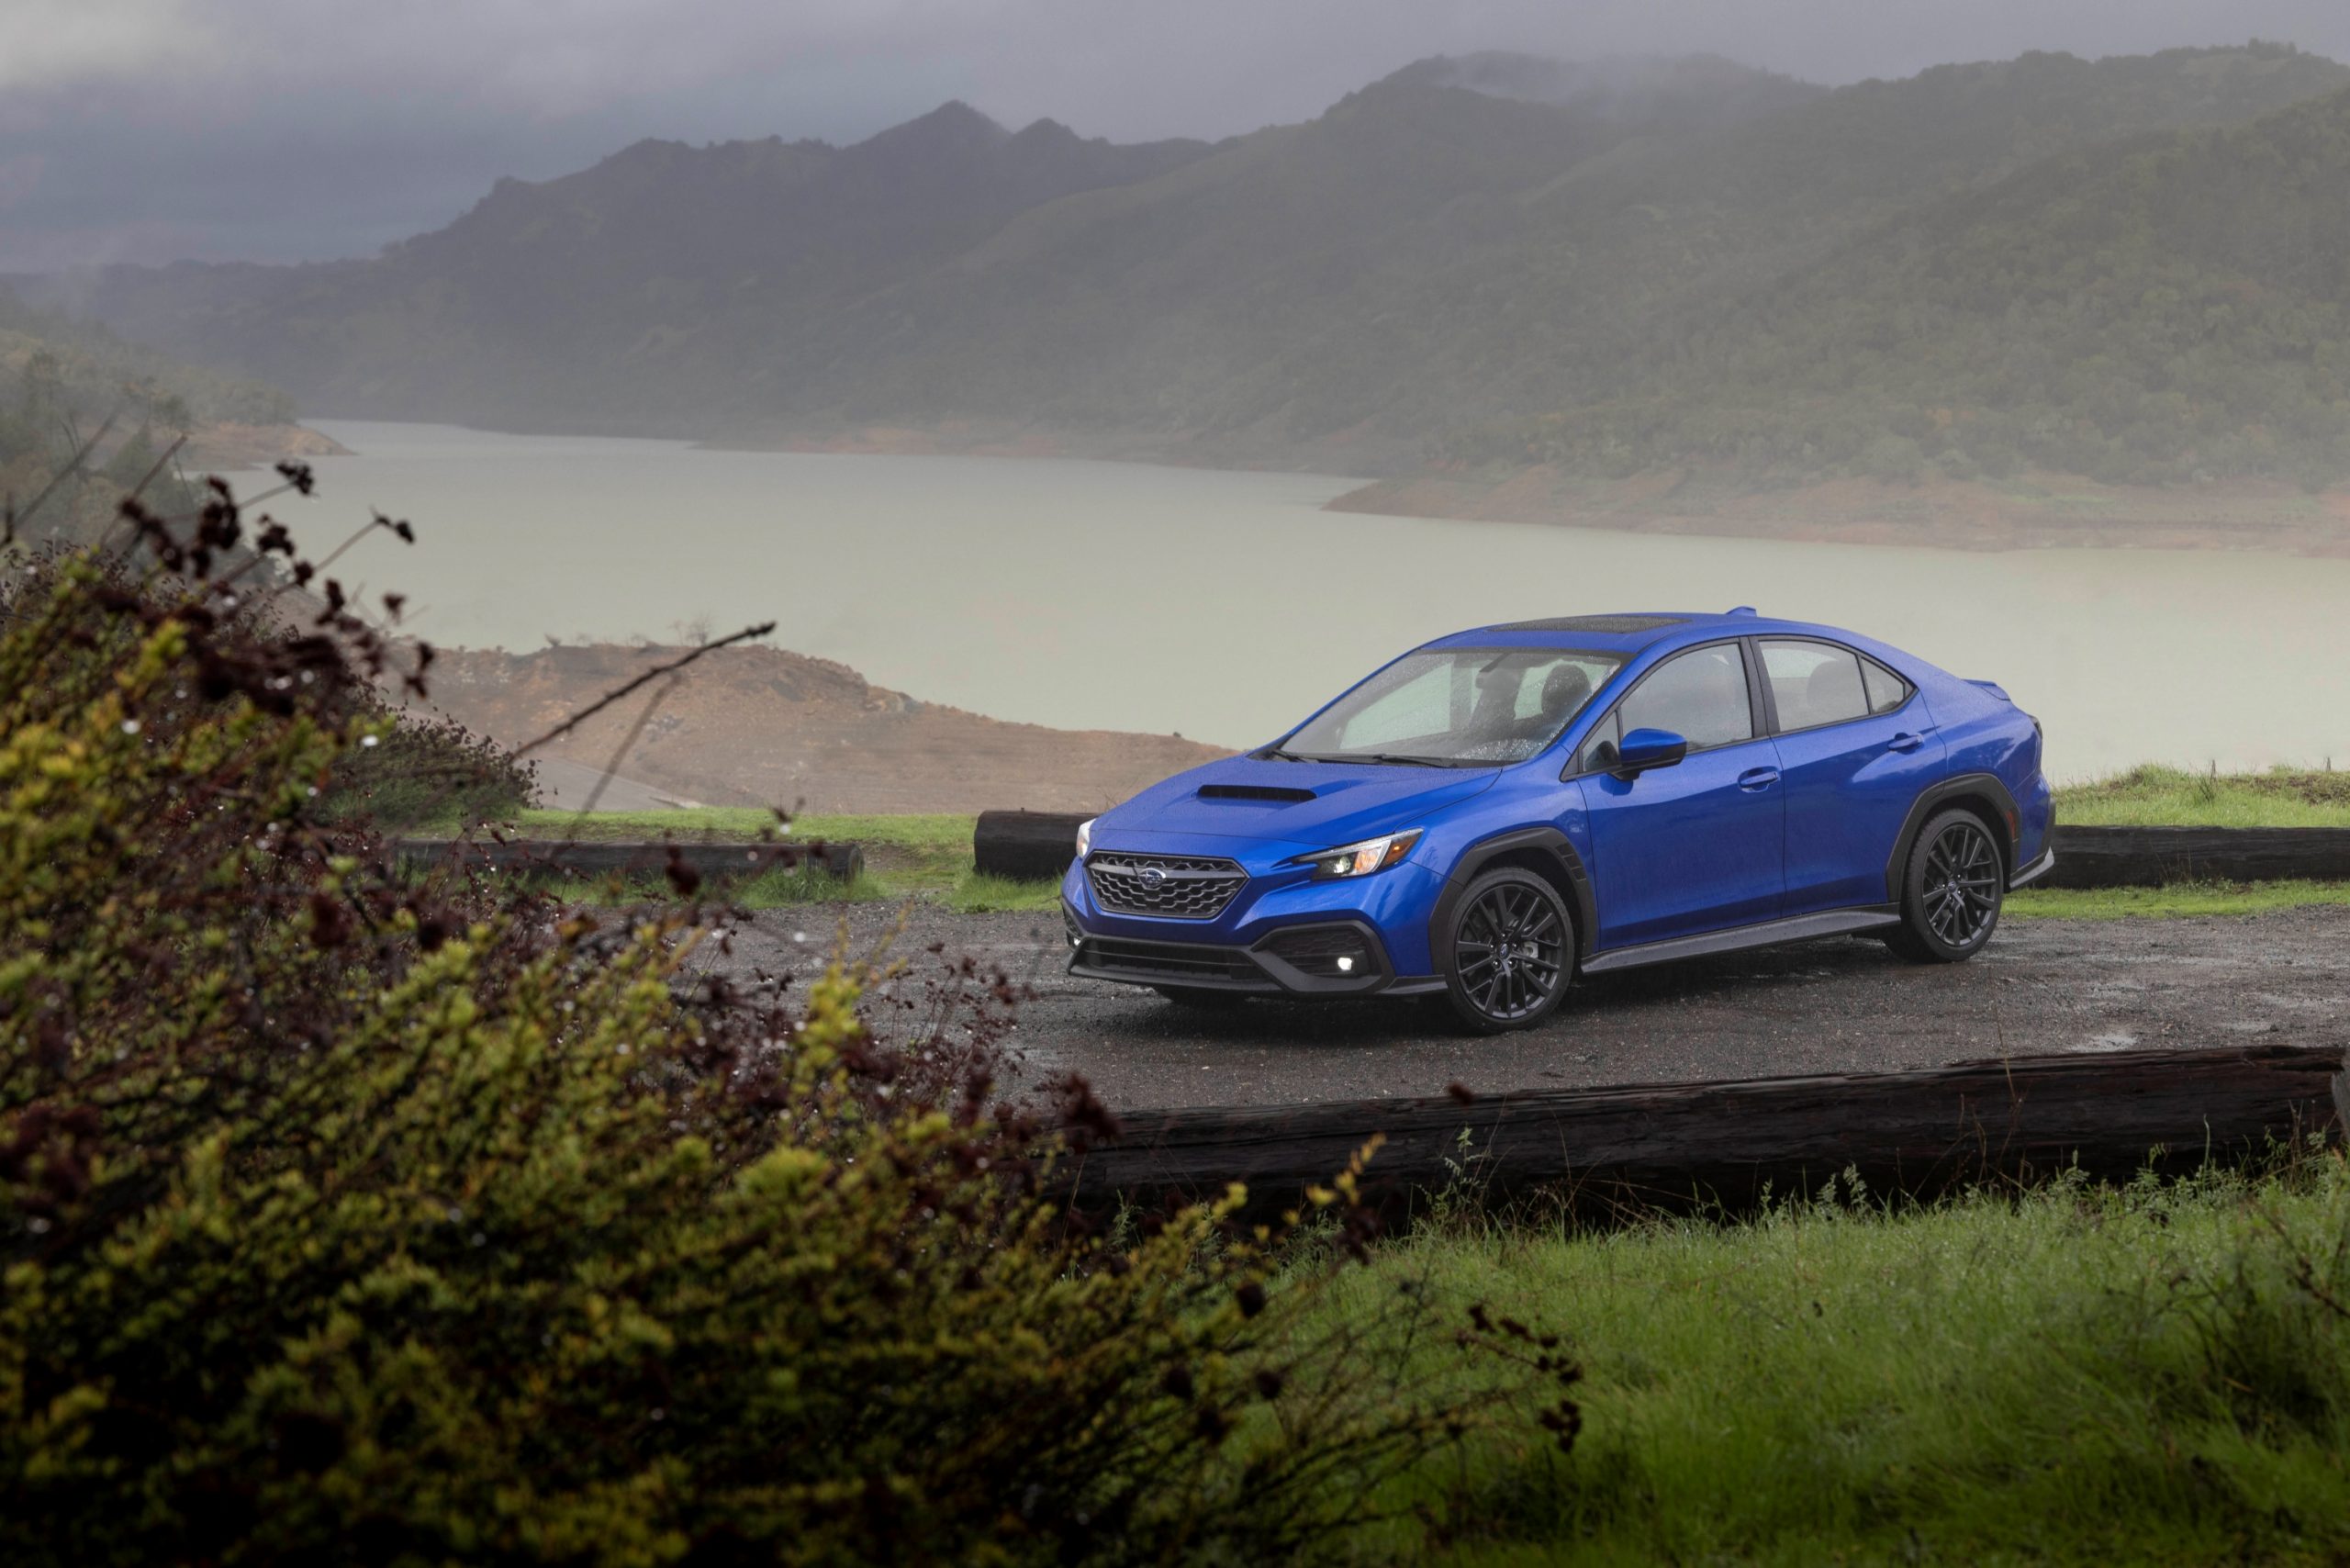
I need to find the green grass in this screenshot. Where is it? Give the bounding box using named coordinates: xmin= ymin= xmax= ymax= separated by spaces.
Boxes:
xmin=1321 ymin=1158 xmax=2350 ymax=1563
xmin=2058 ymin=764 xmax=2350 ymax=828
xmin=417 ymin=808 xmax=1064 ymax=910
xmin=2010 ymin=879 xmax=2350 ymax=921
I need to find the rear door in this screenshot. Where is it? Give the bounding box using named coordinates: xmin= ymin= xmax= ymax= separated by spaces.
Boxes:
xmin=1574 ymin=641 xmax=1785 ymax=948
xmin=1757 ymin=638 xmax=1946 ymax=915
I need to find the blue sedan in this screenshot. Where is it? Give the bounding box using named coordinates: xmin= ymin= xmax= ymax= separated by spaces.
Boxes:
xmin=1062 ymin=610 xmax=2054 ymax=1033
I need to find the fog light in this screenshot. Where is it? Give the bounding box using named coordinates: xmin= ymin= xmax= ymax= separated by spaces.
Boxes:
xmin=1336 ymin=955 xmax=1355 ymax=972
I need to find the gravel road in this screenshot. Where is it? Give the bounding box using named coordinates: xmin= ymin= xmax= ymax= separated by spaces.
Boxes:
xmin=690 ymin=903 xmax=2350 ymax=1112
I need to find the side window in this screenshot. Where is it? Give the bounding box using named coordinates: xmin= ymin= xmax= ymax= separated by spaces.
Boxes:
xmin=1860 ymin=655 xmax=1912 ymax=715
xmin=1760 ymin=639 xmax=1869 ymax=731
xmin=1616 ymin=643 xmax=1754 ymax=750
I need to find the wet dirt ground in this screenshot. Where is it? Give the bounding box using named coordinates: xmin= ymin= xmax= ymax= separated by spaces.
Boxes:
xmin=690 ymin=903 xmax=2350 ymax=1112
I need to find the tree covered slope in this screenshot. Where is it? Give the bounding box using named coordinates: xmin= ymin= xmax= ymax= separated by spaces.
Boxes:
xmin=28 ymin=43 xmax=2350 ymax=487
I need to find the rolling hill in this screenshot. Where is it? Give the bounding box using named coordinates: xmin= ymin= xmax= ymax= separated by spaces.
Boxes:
xmin=0 ymin=287 xmax=324 ymax=543
xmin=27 ymin=42 xmax=2350 ymax=488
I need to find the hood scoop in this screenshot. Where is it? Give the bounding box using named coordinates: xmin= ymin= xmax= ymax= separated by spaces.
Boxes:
xmin=1196 ymin=783 xmax=1319 ymax=803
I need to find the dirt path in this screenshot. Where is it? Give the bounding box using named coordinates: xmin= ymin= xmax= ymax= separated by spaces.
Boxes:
xmin=692 ymin=904 xmax=2350 ymax=1112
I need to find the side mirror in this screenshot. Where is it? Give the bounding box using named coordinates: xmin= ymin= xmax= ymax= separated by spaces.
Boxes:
xmin=1616 ymin=727 xmax=1689 ymax=777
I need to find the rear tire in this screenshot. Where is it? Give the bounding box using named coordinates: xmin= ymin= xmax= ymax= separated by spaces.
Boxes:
xmin=1441 ymin=868 xmax=1573 ymax=1034
xmin=1153 ymin=985 xmax=1250 ymax=1011
xmin=1884 ymin=808 xmax=2004 ymax=963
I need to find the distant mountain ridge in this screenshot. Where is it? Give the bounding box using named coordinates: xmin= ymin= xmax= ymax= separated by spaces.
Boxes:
xmin=28 ymin=42 xmax=2350 ymax=487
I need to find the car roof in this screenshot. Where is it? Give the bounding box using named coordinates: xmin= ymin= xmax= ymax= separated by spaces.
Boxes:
xmin=1421 ymin=609 xmax=1847 ymax=655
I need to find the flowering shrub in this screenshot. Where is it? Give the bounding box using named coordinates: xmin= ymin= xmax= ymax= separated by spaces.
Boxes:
xmin=1 ymin=487 xmax=1539 ymax=1563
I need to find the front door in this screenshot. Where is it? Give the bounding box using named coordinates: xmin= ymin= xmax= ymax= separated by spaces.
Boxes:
xmin=1574 ymin=641 xmax=1785 ymax=949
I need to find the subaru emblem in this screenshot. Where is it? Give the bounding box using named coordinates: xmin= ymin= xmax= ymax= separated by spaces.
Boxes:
xmin=1136 ymin=866 xmax=1169 ymax=890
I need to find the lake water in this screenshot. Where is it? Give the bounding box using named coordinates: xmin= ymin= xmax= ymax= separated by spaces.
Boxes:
xmin=285 ymin=420 xmax=2350 ymax=781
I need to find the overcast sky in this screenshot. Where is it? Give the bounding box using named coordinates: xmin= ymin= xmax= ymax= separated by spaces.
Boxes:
xmin=7 ymin=0 xmax=2350 ymax=272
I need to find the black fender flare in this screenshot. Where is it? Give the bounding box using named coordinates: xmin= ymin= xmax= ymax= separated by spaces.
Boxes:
xmin=1885 ymin=772 xmax=2020 ymax=902
xmin=1428 ymin=825 xmax=1597 ymax=973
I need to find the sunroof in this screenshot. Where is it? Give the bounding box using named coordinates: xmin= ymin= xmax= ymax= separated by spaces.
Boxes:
xmin=1495 ymin=614 xmax=1689 ymax=634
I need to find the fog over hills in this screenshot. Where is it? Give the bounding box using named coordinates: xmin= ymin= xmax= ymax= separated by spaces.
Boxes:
xmin=27 ymin=42 xmax=2350 ymax=486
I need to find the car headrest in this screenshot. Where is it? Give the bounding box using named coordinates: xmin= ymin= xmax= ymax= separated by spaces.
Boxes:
xmin=1541 ymin=664 xmax=1592 ymax=714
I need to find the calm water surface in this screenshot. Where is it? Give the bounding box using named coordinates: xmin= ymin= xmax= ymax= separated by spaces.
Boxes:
xmin=294 ymin=420 xmax=2350 ymax=780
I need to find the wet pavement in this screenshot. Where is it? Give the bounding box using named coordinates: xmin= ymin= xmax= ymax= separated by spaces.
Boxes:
xmin=690 ymin=903 xmax=2350 ymax=1111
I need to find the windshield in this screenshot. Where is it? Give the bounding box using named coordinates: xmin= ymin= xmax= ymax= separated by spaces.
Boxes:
xmin=1276 ymin=647 xmax=1623 ymax=766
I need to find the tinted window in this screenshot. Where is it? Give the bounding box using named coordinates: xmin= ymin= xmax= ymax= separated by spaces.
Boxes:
xmin=1616 ymin=643 xmax=1754 ymax=750
xmin=1761 ymin=639 xmax=1870 ymax=731
xmin=1861 ymin=655 xmax=1911 ymax=715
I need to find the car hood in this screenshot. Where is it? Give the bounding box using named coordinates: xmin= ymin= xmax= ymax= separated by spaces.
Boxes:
xmin=1095 ymin=755 xmax=1501 ymax=853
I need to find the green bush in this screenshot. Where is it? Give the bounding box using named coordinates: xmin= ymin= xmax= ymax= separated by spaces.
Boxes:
xmin=0 ymin=499 xmax=1543 ymax=1564
xmin=321 ymin=709 xmax=535 ymax=829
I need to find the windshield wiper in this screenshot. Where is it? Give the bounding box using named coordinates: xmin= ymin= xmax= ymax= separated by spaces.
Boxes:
xmin=1303 ymin=751 xmax=1448 ymax=767
xmin=1257 ymin=745 xmax=1306 ymax=762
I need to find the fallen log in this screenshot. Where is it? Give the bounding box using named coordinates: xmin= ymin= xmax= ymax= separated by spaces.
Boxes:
xmin=2042 ymin=825 xmax=2350 ymax=889
xmin=974 ymin=810 xmax=1089 ymax=881
xmin=1063 ymin=1044 xmax=2345 ymax=1226
xmin=392 ymin=837 xmax=864 ymax=882
xmin=978 ymin=813 xmax=2350 ymax=892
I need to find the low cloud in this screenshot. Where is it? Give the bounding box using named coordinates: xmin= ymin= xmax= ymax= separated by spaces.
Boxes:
xmin=0 ymin=0 xmax=208 ymax=92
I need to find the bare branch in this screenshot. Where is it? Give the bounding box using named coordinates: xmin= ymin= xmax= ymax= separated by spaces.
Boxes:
xmin=513 ymin=622 xmax=776 ymax=759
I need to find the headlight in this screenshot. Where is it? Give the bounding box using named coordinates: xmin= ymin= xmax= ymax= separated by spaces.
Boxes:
xmin=1290 ymin=828 xmax=1423 ymax=879
xmin=1074 ymin=817 xmax=1095 ymax=861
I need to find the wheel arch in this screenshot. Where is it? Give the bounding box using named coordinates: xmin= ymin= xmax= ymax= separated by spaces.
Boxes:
xmin=1885 ymin=773 xmax=2019 ymax=902
xmin=1428 ymin=826 xmax=1595 ymax=971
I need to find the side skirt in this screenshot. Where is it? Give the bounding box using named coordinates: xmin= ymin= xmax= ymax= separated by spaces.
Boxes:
xmin=1580 ymin=906 xmax=1901 ymax=976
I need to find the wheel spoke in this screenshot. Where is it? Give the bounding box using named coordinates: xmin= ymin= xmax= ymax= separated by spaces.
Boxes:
xmin=1452 ymin=882 xmax=1574 ymax=1021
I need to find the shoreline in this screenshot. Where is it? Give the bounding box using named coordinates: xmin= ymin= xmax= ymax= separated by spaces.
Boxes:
xmin=280 ymin=411 xmax=2350 ymax=557
xmin=1326 ymin=469 xmax=2350 ymax=557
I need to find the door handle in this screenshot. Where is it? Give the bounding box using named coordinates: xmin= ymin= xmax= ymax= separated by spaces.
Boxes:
xmin=1738 ymin=766 xmax=1781 ymax=791
xmin=1887 ymin=732 xmax=1925 ymax=754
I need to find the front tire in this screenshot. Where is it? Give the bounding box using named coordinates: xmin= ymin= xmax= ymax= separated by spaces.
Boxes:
xmin=1441 ymin=868 xmax=1573 ymax=1034
xmin=1884 ymin=808 xmax=2004 ymax=963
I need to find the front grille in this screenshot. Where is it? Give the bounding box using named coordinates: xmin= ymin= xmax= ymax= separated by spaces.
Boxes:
xmin=1085 ymin=854 xmax=1247 ymax=920
xmin=1079 ymin=937 xmax=1263 ymax=984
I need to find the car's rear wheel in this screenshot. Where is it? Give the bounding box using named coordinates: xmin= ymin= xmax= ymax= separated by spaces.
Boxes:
xmin=1884 ymin=808 xmax=2004 ymax=963
xmin=1442 ymin=868 xmax=1572 ymax=1033
xmin=1153 ymin=985 xmax=1250 ymax=1011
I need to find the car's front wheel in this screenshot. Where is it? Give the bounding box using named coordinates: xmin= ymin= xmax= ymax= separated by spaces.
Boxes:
xmin=1884 ymin=807 xmax=2004 ymax=963
xmin=1442 ymin=868 xmax=1573 ymax=1034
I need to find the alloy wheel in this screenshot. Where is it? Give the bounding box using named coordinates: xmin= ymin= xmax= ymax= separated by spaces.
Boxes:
xmin=1922 ymin=819 xmax=2000 ymax=948
xmin=1453 ymin=880 xmax=1568 ymax=1024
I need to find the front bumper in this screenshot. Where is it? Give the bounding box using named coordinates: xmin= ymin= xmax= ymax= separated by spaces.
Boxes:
xmin=1063 ymin=903 xmax=1442 ymax=997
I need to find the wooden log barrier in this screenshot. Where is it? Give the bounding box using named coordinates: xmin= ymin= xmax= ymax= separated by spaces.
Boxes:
xmin=979 ymin=812 xmax=2350 ymax=891
xmin=393 ymin=838 xmax=864 ymax=882
xmin=974 ymin=810 xmax=1091 ymax=881
xmin=2040 ymin=825 xmax=2350 ymax=889
xmin=1063 ymin=1045 xmax=2346 ymax=1226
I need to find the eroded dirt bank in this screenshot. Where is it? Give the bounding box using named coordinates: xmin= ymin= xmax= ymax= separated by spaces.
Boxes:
xmin=417 ymin=642 xmax=1228 ymax=814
